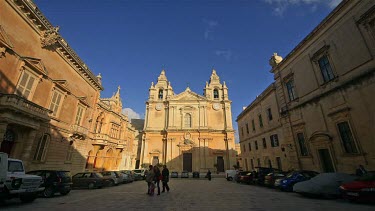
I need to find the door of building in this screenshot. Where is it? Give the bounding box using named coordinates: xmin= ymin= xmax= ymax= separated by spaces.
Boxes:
xmin=183 ymin=153 xmax=192 ymax=172
xmin=318 ymin=149 xmax=335 ymax=172
xmin=0 ymin=129 xmax=15 ymax=155
xmin=217 ymin=156 xmax=224 ymax=172
xmin=152 ymin=156 xmax=159 ymax=166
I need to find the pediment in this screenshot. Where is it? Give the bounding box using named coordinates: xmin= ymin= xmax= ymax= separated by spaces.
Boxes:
xmin=0 ymin=25 xmax=14 ymax=49
xmin=170 ymin=90 xmax=207 ymax=101
xmin=52 ymin=79 xmax=71 ymax=94
xmin=21 ymin=57 xmax=48 ymax=76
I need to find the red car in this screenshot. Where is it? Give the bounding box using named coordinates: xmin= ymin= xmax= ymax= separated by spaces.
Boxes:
xmin=236 ymin=171 xmax=255 ymax=184
xmin=340 ymin=172 xmax=375 ymax=202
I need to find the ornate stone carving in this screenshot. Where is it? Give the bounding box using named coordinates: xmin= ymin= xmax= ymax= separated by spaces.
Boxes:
xmin=40 ymin=26 xmax=61 ymax=48
xmin=0 ymin=46 xmax=6 ymax=58
xmin=269 ymin=53 xmax=283 ymax=68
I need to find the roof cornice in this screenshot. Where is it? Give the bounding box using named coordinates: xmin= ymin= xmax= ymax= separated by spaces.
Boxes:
xmin=5 ymin=0 xmax=103 ymax=91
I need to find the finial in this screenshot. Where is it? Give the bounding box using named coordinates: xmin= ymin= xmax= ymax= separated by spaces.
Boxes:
xmin=117 ymin=85 xmax=121 ymax=91
xmin=97 ymin=73 xmax=102 ymax=79
xmin=269 ymin=52 xmax=283 ymax=68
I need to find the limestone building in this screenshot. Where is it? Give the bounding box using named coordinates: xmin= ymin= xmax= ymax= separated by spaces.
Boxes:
xmin=141 ymin=70 xmax=236 ymax=172
xmin=237 ymin=0 xmax=375 ymax=173
xmin=0 ymin=0 xmax=136 ymax=174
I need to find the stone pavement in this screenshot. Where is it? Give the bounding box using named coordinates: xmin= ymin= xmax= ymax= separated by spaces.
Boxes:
xmin=1 ymin=178 xmax=374 ymax=211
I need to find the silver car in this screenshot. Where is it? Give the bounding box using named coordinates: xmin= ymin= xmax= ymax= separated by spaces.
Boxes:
xmin=101 ymin=171 xmax=123 ymax=186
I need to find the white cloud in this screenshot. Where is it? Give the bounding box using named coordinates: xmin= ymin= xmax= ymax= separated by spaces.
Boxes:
xmin=203 ymin=19 xmax=218 ymax=40
xmin=262 ymin=0 xmax=343 ymax=16
xmin=214 ymin=49 xmax=233 ymax=61
xmin=122 ymin=108 xmax=141 ymax=120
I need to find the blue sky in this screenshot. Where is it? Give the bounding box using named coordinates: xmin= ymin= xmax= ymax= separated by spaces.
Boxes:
xmin=34 ymin=0 xmax=341 ymax=141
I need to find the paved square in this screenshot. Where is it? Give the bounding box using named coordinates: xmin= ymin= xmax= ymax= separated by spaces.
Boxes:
xmin=1 ymin=178 xmax=374 ymax=210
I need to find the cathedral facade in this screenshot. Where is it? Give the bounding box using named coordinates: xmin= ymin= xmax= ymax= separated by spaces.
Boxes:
xmin=140 ymin=70 xmax=236 ymax=172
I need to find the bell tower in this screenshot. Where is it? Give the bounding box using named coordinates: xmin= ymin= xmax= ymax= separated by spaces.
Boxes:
xmin=148 ymin=70 xmax=174 ymax=101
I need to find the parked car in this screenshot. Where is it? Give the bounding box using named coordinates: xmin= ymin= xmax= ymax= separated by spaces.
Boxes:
xmin=254 ymin=167 xmax=281 ymax=185
xmin=294 ymin=172 xmax=357 ymax=198
xmin=226 ymin=170 xmax=238 ymax=181
xmin=279 ymin=170 xmax=319 ymax=191
xmin=101 ymin=171 xmax=123 ymax=186
xmin=236 ymin=171 xmax=254 ymax=184
xmin=72 ymin=172 xmax=108 ymax=189
xmin=27 ymin=170 xmax=72 ymax=198
xmin=339 ymin=172 xmax=375 ymax=202
xmin=274 ymin=178 xmax=284 ymax=189
xmin=192 ymin=172 xmax=200 ymax=178
xmin=264 ymin=171 xmax=287 ymax=187
xmin=181 ymin=171 xmax=189 ymax=178
xmin=120 ymin=170 xmax=134 ymax=183
xmin=171 ymin=171 xmax=179 ymax=178
xmin=133 ymin=169 xmax=146 ymax=180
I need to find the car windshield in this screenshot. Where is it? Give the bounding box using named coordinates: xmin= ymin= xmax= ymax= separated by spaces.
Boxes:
xmin=134 ymin=170 xmax=142 ymax=173
xmin=302 ymin=171 xmax=319 ymax=178
xmin=57 ymin=171 xmax=71 ymax=177
xmin=8 ymin=160 xmax=24 ymax=172
xmin=286 ymin=172 xmax=295 ymax=178
xmin=95 ymin=173 xmax=104 ymax=178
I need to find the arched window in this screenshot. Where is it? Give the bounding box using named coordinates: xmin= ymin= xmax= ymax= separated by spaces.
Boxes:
xmin=33 ymin=133 xmax=50 ymax=161
xmin=184 ymin=113 xmax=192 ymax=128
xmin=213 ymin=89 xmax=219 ymax=99
xmin=158 ymin=89 xmax=163 ymax=99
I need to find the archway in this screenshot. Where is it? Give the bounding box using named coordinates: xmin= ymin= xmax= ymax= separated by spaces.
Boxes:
xmin=0 ymin=129 xmax=16 ymax=155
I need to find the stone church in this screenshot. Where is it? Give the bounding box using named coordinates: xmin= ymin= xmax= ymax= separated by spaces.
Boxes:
xmin=140 ymin=70 xmax=236 ymax=172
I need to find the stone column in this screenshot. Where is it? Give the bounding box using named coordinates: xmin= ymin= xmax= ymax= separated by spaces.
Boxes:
xmin=0 ymin=123 xmax=8 ymax=147
xmin=224 ymin=137 xmax=230 ymax=170
xmin=21 ymin=129 xmax=38 ymax=168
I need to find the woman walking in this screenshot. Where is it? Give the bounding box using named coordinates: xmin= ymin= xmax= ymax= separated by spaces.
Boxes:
xmin=153 ymin=166 xmax=161 ymax=195
xmin=145 ymin=165 xmax=155 ymax=195
xmin=162 ymin=165 xmax=170 ymax=192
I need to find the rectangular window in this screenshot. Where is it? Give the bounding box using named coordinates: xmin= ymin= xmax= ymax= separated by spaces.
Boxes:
xmin=297 ymin=133 xmax=309 ymax=156
xmin=258 ymin=114 xmax=263 ymax=128
xmin=243 ymin=144 xmax=246 ymax=152
xmin=337 ymin=122 xmax=358 ymax=154
xmin=75 ymin=105 xmax=85 ymax=125
xmin=286 ymin=80 xmax=296 ymax=101
xmin=262 ymin=138 xmax=267 ymax=149
xmin=33 ymin=134 xmax=50 ymax=161
xmin=16 ymin=71 xmax=37 ymax=99
xmin=267 ymin=108 xmax=273 ymax=121
xmin=257 ymin=158 xmax=261 ymax=167
xmin=49 ymin=90 xmax=63 ymax=116
xmin=255 ymin=140 xmax=258 ymax=150
xmin=246 ymin=123 xmax=249 ymax=134
xmin=270 ymin=134 xmax=279 ymax=147
xmin=250 ymin=159 xmax=254 ymax=170
xmin=318 ymin=55 xmax=334 ymax=82
xmin=252 ymin=119 xmax=255 ymax=131
xmin=248 ymin=142 xmax=251 ymax=151
xmin=241 ymin=127 xmax=244 ymax=137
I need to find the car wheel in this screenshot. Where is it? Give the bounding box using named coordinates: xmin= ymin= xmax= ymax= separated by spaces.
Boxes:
xmin=20 ymin=193 xmax=37 ymax=203
xmin=88 ymin=183 xmax=95 ymax=189
xmin=228 ymin=177 xmax=233 ymax=181
xmin=108 ymin=180 xmax=115 ymax=187
xmin=60 ymin=189 xmax=71 ymax=196
xmin=42 ymin=187 xmax=54 ymax=198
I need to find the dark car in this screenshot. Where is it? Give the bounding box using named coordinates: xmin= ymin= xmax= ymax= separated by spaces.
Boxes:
xmin=192 ymin=172 xmax=200 ymax=178
xmin=72 ymin=172 xmax=109 ymax=189
xmin=254 ymin=167 xmax=281 ymax=185
xmin=27 ymin=170 xmax=72 ymax=198
xmin=279 ymin=170 xmax=319 ymax=191
xmin=340 ymin=172 xmax=375 ymax=202
xmin=236 ymin=171 xmax=255 ymax=184
xmin=264 ymin=171 xmax=288 ymax=187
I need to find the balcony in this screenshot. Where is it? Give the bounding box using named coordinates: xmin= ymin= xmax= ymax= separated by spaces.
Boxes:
xmin=92 ymin=133 xmax=109 ymax=147
xmin=0 ymin=94 xmax=51 ymax=122
xmin=70 ymin=124 xmax=88 ymax=139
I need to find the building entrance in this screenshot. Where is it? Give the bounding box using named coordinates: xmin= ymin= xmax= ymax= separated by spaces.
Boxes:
xmin=217 ymin=156 xmax=224 ymax=172
xmin=318 ymin=149 xmax=335 ymax=172
xmin=0 ymin=129 xmax=15 ymax=155
xmin=183 ymin=153 xmax=192 ymax=172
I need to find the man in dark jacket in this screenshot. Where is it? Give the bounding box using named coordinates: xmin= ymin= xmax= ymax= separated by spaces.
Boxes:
xmin=162 ymin=165 xmax=170 ymax=192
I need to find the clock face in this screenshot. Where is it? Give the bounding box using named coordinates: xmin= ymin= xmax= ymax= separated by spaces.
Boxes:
xmin=213 ymin=103 xmax=220 ymax=110
xmin=155 ymin=103 xmax=163 ymax=111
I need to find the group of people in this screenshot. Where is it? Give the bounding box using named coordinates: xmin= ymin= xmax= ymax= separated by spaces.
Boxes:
xmin=145 ymin=165 xmax=170 ymax=196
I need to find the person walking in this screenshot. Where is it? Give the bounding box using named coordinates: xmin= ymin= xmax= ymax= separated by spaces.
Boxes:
xmin=206 ymin=169 xmax=212 ymax=181
xmin=153 ymin=166 xmax=161 ymax=195
xmin=162 ymin=165 xmax=170 ymax=193
xmin=145 ymin=165 xmax=155 ymax=195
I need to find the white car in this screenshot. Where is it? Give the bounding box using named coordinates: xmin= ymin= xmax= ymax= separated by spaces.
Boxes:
xmin=225 ymin=170 xmax=238 ymax=181
xmin=133 ymin=169 xmax=146 ymax=180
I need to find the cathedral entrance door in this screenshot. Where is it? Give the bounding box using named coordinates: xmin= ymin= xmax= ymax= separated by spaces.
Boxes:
xmin=217 ymin=156 xmax=224 ymax=172
xmin=183 ymin=153 xmax=192 ymax=172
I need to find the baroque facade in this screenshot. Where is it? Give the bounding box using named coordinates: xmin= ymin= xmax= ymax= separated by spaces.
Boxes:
xmin=237 ymin=0 xmax=375 ymax=173
xmin=141 ymin=70 xmax=236 ymax=172
xmin=0 ymin=0 xmax=136 ymax=174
